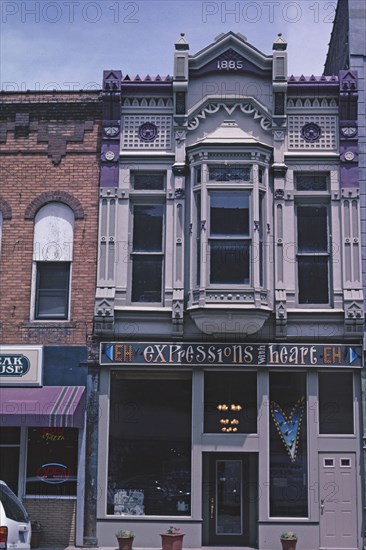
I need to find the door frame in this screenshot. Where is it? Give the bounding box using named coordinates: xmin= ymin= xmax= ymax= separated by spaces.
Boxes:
xmin=202 ymin=452 xmax=258 ymax=547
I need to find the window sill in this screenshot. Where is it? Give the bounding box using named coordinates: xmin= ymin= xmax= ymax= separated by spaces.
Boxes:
xmin=22 ymin=321 xmax=76 ymax=328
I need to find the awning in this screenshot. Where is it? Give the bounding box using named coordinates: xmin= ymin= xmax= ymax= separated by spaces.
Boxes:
xmin=0 ymin=386 xmax=85 ymax=428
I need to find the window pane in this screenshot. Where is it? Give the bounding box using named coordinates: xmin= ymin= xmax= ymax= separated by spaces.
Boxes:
xmin=108 ymin=376 xmax=192 ymax=516
xmin=298 ymin=257 xmax=329 ymax=304
xmin=319 ymin=373 xmax=353 ymax=434
xmin=35 ymin=263 xmax=69 ymax=319
xmin=133 ymin=205 xmax=163 ymax=252
xmin=208 ymin=165 xmax=251 ymax=182
xmin=210 ymin=241 xmax=250 ymax=284
xmin=204 ymin=372 xmax=257 ymax=433
xmin=132 ymin=256 xmax=162 ymax=302
xmin=196 ymin=193 xmax=201 ymax=286
xmin=295 ymin=174 xmax=327 ymax=191
xmin=298 ymin=206 xmax=327 ymax=252
xmin=210 ymin=192 xmax=249 ymax=236
xmin=26 ymin=428 xmax=78 ymax=496
xmin=133 ymin=174 xmax=164 ymax=190
xmin=269 ymin=373 xmax=308 ymax=517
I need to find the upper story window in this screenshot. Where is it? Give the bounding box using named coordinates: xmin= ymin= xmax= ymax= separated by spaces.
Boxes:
xmin=295 ymin=172 xmax=330 ymax=305
xmin=191 ymin=160 xmax=267 ymax=293
xmin=209 ymin=191 xmax=250 ymax=285
xmin=130 ymin=172 xmax=166 ymax=304
xmin=32 ymin=203 xmax=74 ymax=320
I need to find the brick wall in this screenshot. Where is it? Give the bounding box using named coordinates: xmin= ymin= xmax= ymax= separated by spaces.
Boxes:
xmin=0 ymin=91 xmax=102 ymax=346
xmin=24 ymin=498 xmax=76 ymax=546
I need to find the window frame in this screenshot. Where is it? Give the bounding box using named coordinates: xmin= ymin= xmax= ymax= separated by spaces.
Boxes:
xmin=128 ymin=172 xmax=166 ymax=305
xmin=293 ymin=170 xmax=333 ymax=309
xmin=208 ymin=189 xmax=252 ymax=286
xmin=34 ymin=261 xmax=71 ymax=320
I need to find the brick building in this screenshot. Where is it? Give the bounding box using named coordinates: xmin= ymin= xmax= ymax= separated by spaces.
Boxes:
xmin=0 ymin=90 xmax=101 ymax=546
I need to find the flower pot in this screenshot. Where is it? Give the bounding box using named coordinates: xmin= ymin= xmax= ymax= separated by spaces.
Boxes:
xmin=280 ymin=538 xmax=297 ymax=550
xmin=116 ymin=536 xmax=134 ymax=550
xmin=160 ymin=533 xmax=185 ymax=550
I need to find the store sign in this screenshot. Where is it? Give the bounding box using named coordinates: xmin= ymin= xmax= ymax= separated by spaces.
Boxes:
xmin=100 ymin=342 xmax=362 ymax=368
xmin=36 ymin=462 xmax=71 ymax=484
xmin=0 ymin=346 xmax=43 ymax=386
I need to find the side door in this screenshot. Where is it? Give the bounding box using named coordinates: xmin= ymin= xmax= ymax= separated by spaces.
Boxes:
xmin=319 ymin=453 xmax=358 ymax=549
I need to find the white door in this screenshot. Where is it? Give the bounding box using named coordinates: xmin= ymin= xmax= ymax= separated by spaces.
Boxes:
xmin=319 ymin=453 xmax=358 ymax=549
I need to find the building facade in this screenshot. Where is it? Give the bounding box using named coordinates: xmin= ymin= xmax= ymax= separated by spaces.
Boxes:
xmin=325 ymin=2 xmax=366 ymax=544
xmin=0 ymin=91 xmax=101 ymax=546
xmin=93 ymin=32 xmax=364 ymax=549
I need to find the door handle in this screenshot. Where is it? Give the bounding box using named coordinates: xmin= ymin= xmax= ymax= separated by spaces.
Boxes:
xmin=210 ymin=497 xmax=214 ymax=519
xmin=320 ymin=499 xmax=325 ymax=514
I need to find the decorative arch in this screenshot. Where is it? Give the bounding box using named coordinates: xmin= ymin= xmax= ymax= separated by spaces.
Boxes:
xmin=0 ymin=197 xmax=12 ymax=220
xmin=24 ymin=191 xmax=85 ymax=220
xmin=187 ymin=96 xmax=272 ymax=132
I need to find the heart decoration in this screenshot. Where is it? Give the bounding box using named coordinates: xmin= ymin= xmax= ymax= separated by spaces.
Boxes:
xmin=270 ymin=396 xmax=305 ymax=462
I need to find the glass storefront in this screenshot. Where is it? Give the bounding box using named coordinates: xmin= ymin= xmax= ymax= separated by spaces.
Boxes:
xmin=107 ymin=373 xmax=192 ymax=516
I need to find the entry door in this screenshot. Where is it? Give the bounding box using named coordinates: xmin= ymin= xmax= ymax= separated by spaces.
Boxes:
xmin=319 ymin=453 xmax=358 ymax=549
xmin=204 ymin=453 xmax=251 ymax=546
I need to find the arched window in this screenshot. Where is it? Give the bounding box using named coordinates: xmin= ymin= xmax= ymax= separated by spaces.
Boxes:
xmin=32 ymin=203 xmax=74 ymax=320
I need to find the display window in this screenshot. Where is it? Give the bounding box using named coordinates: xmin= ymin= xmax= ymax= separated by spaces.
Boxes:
xmin=26 ymin=427 xmax=78 ymax=496
xmin=107 ymin=373 xmax=192 ymax=516
xmin=319 ymin=372 xmax=354 ymax=434
xmin=269 ymin=372 xmax=308 ymax=517
xmin=204 ymin=371 xmax=257 ymax=433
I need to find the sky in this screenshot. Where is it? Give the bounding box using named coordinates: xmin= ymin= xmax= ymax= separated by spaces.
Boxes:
xmin=0 ymin=0 xmax=338 ymax=91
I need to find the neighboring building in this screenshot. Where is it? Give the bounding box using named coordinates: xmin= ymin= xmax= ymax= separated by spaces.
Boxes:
xmin=0 ymin=91 xmax=101 ymax=546
xmin=325 ymin=0 xmax=366 ymax=545
xmin=93 ymin=32 xmax=364 ymax=549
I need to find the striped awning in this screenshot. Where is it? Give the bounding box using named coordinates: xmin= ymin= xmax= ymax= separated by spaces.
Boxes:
xmin=0 ymin=386 xmax=85 ymax=428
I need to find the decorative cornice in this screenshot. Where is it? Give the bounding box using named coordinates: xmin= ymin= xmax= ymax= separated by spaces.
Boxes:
xmin=188 ymin=98 xmax=272 ymax=132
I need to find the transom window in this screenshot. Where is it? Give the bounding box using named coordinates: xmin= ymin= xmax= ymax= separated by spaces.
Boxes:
xmin=208 ymin=164 xmax=251 ymax=182
xmin=132 ymin=173 xmax=165 ymax=190
xmin=295 ymin=173 xmax=328 ymax=191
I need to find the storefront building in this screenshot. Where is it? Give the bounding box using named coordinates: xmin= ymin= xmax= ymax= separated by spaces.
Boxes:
xmin=324 ymin=0 xmax=366 ymax=540
xmin=0 ymin=91 xmax=101 ymax=546
xmin=93 ymin=33 xmax=364 ymax=549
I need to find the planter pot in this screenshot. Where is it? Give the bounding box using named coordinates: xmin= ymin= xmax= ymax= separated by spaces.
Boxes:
xmin=160 ymin=533 xmax=185 ymax=550
xmin=280 ymin=538 xmax=297 ymax=550
xmin=30 ymin=530 xmax=42 ymax=549
xmin=116 ymin=536 xmax=134 ymax=550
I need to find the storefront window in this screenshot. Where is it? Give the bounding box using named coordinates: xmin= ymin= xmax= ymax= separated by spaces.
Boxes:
xmin=108 ymin=374 xmax=192 ymax=516
xmin=269 ymin=373 xmax=308 ymax=517
xmin=319 ymin=372 xmax=354 ymax=434
xmin=26 ymin=428 xmax=78 ymax=496
xmin=0 ymin=427 xmax=20 ymax=494
xmin=204 ymin=372 xmax=257 ymax=433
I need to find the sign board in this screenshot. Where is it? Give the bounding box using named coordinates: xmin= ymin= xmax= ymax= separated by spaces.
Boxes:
xmin=0 ymin=345 xmax=43 ymax=386
xmin=100 ymin=342 xmax=362 ymax=368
